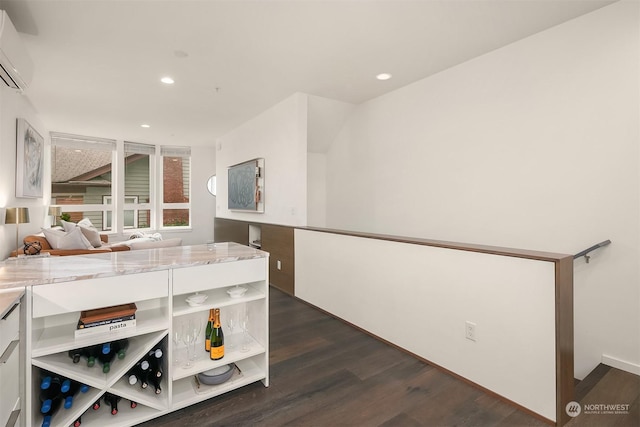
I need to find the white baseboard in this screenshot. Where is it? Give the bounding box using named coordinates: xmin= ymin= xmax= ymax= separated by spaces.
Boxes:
xmin=602 ymin=354 xmax=640 ymax=376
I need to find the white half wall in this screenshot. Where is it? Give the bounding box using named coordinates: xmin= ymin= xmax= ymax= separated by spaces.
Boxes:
xmin=321 ymin=1 xmax=639 ymax=379
xmin=217 ymin=93 xmax=308 ymax=226
xmin=295 ymin=229 xmax=558 ymax=421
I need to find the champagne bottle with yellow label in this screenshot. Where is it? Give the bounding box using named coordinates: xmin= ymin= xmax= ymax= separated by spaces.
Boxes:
xmin=209 ymin=308 xmax=224 ymax=360
xmin=205 ymin=309 xmax=213 ymax=352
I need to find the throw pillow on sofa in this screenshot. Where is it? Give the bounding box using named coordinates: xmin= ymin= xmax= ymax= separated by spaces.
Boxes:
xmin=42 ymin=227 xmax=93 ymax=250
xmin=61 ymin=218 xmax=103 ymax=248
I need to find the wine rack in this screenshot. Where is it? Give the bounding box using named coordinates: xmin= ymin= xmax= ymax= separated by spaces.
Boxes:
xmin=25 ymin=256 xmax=269 ymax=427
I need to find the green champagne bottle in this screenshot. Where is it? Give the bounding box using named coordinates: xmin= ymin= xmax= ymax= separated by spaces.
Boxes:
xmin=205 ymin=309 xmax=213 ymax=352
xmin=210 ymin=308 xmax=224 ymax=360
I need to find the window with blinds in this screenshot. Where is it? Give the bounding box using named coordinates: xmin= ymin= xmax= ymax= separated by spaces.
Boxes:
xmin=49 ymin=133 xmax=191 ymax=232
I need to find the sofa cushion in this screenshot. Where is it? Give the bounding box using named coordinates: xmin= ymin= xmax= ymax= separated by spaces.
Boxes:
xmin=42 ymin=227 xmax=93 ymax=250
xmin=61 ymin=218 xmax=103 ymax=248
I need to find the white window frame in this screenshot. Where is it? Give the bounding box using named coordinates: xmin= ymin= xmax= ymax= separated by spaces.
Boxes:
xmin=103 ymin=195 xmax=139 ymax=230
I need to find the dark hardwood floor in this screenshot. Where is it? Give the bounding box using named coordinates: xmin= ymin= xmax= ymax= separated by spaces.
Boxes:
xmin=143 ymin=287 xmax=634 ymax=427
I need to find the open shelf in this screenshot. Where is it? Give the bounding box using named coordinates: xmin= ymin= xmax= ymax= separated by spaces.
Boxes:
xmin=173 ymin=284 xmax=265 ymax=317
xmin=61 ymin=399 xmax=164 ymax=427
xmin=109 ymin=375 xmax=168 ymax=411
xmin=32 ymin=308 xmax=169 ymax=358
xmin=171 ymin=358 xmax=265 ymax=411
xmin=33 ymin=387 xmax=102 ymax=427
xmin=172 ymin=333 xmax=265 ymax=381
xmin=32 ymin=332 xmax=167 ymax=390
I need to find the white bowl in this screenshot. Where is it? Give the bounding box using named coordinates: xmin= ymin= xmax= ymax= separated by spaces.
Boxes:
xmin=226 ymin=286 xmax=247 ymax=298
xmin=186 ymin=293 xmax=208 ymax=306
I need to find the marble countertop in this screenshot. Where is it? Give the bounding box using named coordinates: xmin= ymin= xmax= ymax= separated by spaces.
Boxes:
xmin=0 ymin=242 xmax=266 ymax=290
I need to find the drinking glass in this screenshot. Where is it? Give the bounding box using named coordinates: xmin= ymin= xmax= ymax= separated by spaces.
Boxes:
xmin=172 ymin=327 xmax=182 ymax=366
xmin=226 ymin=308 xmax=236 ymax=350
xmin=240 ymin=310 xmax=250 ymax=353
xmin=181 ymin=320 xmax=195 ymax=368
xmin=190 ymin=317 xmax=203 ymax=361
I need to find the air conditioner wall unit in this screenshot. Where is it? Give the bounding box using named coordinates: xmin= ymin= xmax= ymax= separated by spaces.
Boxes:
xmin=0 ymin=10 xmax=33 ymax=91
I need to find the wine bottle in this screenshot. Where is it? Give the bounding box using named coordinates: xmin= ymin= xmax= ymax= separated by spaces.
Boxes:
xmin=97 ymin=344 xmax=118 ymax=373
xmin=92 ymin=399 xmax=101 ymax=410
xmin=205 ymin=309 xmax=213 ymax=352
xmin=127 ymin=361 xmax=149 ymax=389
xmin=103 ymin=392 xmax=121 ymax=415
xmin=147 ymin=349 xmax=163 ymax=378
xmin=147 ymin=374 xmax=162 ymax=394
xmin=60 ymin=380 xmax=88 ymax=410
xmin=82 ymin=345 xmax=100 ymax=368
xmin=148 ymin=346 xmax=163 ymax=360
xmin=68 ymin=348 xmax=82 ymax=364
xmin=72 ymin=416 xmax=82 ymax=427
xmin=39 ymin=379 xmax=61 ymax=414
xmin=40 ymin=396 xmax=62 ymax=427
xmin=101 ymin=341 xmax=111 ymax=355
xmin=39 ymin=371 xmax=53 ymax=390
xmin=209 ymin=308 xmax=224 ymax=360
xmin=112 ymin=338 xmax=129 ymax=360
xmin=130 ymin=400 xmax=138 ymax=409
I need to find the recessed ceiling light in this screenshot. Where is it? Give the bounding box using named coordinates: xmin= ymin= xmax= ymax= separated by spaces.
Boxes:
xmin=376 ymin=73 xmax=392 ymax=81
xmin=160 ymin=76 xmax=175 ymax=84
xmin=141 ymin=124 xmax=150 ymax=128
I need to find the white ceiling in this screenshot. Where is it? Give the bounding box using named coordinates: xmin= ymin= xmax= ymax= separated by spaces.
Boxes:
xmin=1 ymin=0 xmax=617 ymax=147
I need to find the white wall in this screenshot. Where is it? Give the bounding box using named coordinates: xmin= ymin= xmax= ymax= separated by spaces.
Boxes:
xmin=321 ymin=1 xmax=639 ymax=379
xmin=217 ymin=93 xmax=308 ymax=226
xmin=0 ymin=85 xmax=50 ymax=259
xmin=307 ymin=153 xmax=326 ymax=227
xmin=296 ymin=229 xmax=558 ymax=421
xmin=307 ymin=95 xmax=355 ymax=227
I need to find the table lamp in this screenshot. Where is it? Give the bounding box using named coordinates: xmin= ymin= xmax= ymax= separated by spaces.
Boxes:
xmin=5 ymin=207 xmax=30 ymax=255
xmin=49 ymin=206 xmax=62 ymax=226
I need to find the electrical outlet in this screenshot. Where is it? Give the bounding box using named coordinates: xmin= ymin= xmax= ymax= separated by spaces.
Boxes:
xmin=465 ymin=321 xmax=477 ymax=341
xmin=277 ymin=260 xmax=282 ymax=270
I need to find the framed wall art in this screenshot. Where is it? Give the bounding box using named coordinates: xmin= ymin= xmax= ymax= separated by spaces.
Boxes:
xmin=228 ymin=158 xmax=264 ymax=212
xmin=16 ymin=118 xmax=44 ymax=198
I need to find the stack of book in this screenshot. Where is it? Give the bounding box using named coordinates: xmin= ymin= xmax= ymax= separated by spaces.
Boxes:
xmin=75 ymin=303 xmax=137 ymax=337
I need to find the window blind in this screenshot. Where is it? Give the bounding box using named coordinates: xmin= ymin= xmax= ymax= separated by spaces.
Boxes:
xmin=124 ymin=141 xmax=156 ymax=155
xmin=161 ymin=146 xmax=191 ymax=157
xmin=50 ymin=132 xmax=116 ymax=152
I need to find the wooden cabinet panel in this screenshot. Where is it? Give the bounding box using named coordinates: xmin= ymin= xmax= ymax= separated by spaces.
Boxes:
xmin=214 ymin=218 xmax=249 ymax=245
xmin=261 ymin=224 xmax=294 ymax=295
xmin=214 ymin=218 xmax=295 ymax=295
